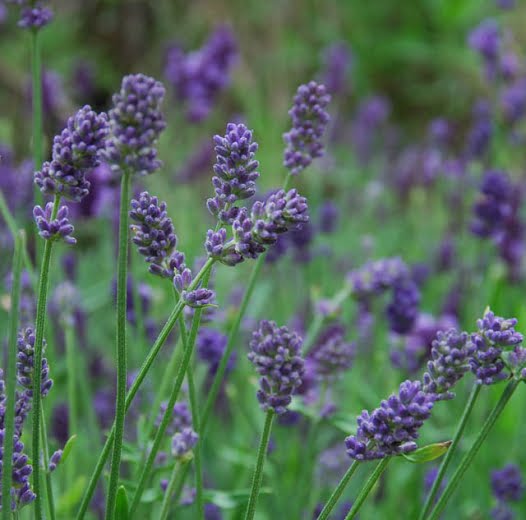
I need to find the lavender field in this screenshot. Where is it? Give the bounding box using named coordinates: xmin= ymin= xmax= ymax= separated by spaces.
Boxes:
xmin=0 ymin=0 xmax=526 ymax=519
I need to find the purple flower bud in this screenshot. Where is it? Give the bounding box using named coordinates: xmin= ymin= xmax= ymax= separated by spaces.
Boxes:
xmin=470 ymin=309 xmax=523 ymax=385
xmin=104 ymin=74 xmax=166 ymax=176
xmin=283 ymin=81 xmax=331 ymax=175
xmin=182 ymin=288 xmax=215 ymax=308
xmin=18 ymin=2 xmax=53 ymax=30
xmin=33 ymin=203 xmax=77 ymax=244
xmin=130 ymin=192 xmax=178 ymax=277
xmin=48 ymin=449 xmax=63 ymax=472
xmin=34 ymin=105 xmax=109 ymax=202
xmin=491 ymin=464 xmax=524 ymax=502
xmin=422 ymin=330 xmax=473 ymax=400
xmin=310 ymin=323 xmax=355 ymax=379
xmin=207 ymin=123 xmax=259 ymax=223
xmin=171 ymin=427 xmax=198 ymax=458
xmin=248 ymin=320 xmax=305 ymax=415
xmin=345 ymin=380 xmax=435 ymax=460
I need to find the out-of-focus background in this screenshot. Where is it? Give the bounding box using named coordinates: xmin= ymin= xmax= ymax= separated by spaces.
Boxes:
xmin=2 ymin=0 xmax=526 ymax=519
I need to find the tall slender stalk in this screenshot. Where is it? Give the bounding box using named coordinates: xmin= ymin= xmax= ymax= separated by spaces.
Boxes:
xmin=428 ymin=378 xmax=520 ymax=520
xmin=200 ymin=255 xmax=265 ymax=432
xmin=316 ymin=461 xmax=360 ymax=520
xmin=159 ymin=460 xmax=189 ymax=520
xmin=75 ymin=259 xmax=214 ymax=520
xmin=31 ymin=29 xmax=43 ymax=208
xmin=2 ymin=231 xmax=23 ymax=519
xmin=344 ymin=457 xmax=391 ymax=519
xmin=106 ymin=170 xmax=131 ymax=520
xmin=32 ymin=195 xmax=60 ymax=520
xmin=182 ymin=314 xmax=204 ymax=520
xmin=418 ymin=383 xmax=482 ymax=520
xmin=128 ymin=269 xmax=213 ymax=515
xmin=65 ymin=322 xmax=78 ymax=481
xmin=244 ymin=409 xmax=275 ymax=520
xmin=40 ymin=407 xmax=56 ymax=520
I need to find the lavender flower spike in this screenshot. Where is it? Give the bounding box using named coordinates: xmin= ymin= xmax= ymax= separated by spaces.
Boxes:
xmin=171 ymin=428 xmax=198 ymax=459
xmin=18 ymin=2 xmax=53 ymax=30
xmin=35 ymin=105 xmax=109 ymax=201
xmin=207 ymin=123 xmax=260 ymax=223
xmin=345 ymin=380 xmax=435 ymax=460
xmin=104 ymin=74 xmax=166 ymax=176
xmin=423 ymin=330 xmax=473 ymax=400
xmin=130 ymin=192 xmax=178 ymax=277
xmin=469 ymin=309 xmax=523 ymax=385
xmin=33 ymin=203 xmax=77 ymax=245
xmin=248 ymin=320 xmax=305 ymax=415
xmin=0 ymin=431 xmax=36 ymax=511
xmin=283 ymin=81 xmax=331 ymax=175
xmin=491 ymin=464 xmax=525 ymax=503
xmin=16 ymin=327 xmax=53 ymax=398
xmin=173 ymin=267 xmax=215 ymax=308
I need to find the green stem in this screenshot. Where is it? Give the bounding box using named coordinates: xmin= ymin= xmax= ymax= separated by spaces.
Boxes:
xmin=0 ymin=191 xmax=36 ymax=286
xmin=170 ymin=462 xmax=191 ymax=508
xmin=316 ymin=461 xmax=360 ymax=520
xmin=159 ymin=460 xmax=188 ymax=520
xmin=182 ymin=314 xmax=204 ymax=520
xmin=2 ymin=231 xmax=23 ymax=519
xmin=200 ymin=254 xmax=265 ymax=433
xmin=244 ymin=409 xmax=274 ymax=520
xmin=106 ymin=171 xmax=131 ymax=520
xmin=427 ymin=378 xmax=520 ymax=520
xmin=75 ymin=258 xmax=214 ymax=520
xmin=418 ymin=383 xmax=482 ymax=520
xmin=40 ymin=406 xmax=56 ymax=520
xmin=65 ymin=322 xmax=78 ymax=481
xmin=128 ymin=268 xmax=213 ymax=516
xmin=344 ymin=457 xmax=390 ymax=519
xmin=31 ymin=28 xmax=43 ymax=209
xmin=32 ymin=195 xmax=60 ymax=520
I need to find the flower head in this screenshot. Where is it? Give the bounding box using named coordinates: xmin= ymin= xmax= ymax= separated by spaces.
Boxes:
xmin=16 ymin=327 xmax=53 ymax=398
xmin=130 ymin=192 xmax=177 ymax=277
xmin=18 ymin=2 xmax=53 ymax=30
xmin=491 ymin=464 xmax=524 ymax=502
xmin=470 ymin=310 xmax=523 ymax=385
xmin=207 ymin=123 xmax=259 ymax=223
xmin=310 ymin=323 xmax=355 ymax=379
xmin=283 ymin=81 xmax=331 ymax=175
xmin=33 ymin=203 xmax=76 ymax=244
xmin=34 ymin=105 xmax=109 ymax=201
xmin=422 ymin=330 xmax=473 ymax=400
xmin=345 ymin=380 xmax=435 ymax=460
xmin=104 ymin=74 xmax=166 ymax=176
xmin=248 ymin=320 xmax=305 ymax=414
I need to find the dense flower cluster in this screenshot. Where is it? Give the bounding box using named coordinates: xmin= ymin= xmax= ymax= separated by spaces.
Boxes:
xmin=206 ymin=123 xmax=260 ymax=224
xmin=171 ymin=428 xmax=198 ymax=459
xmin=283 ymin=81 xmax=331 ymax=175
xmin=422 ymin=330 xmax=473 ymax=400
xmin=248 ymin=320 xmax=305 ymax=415
xmin=17 ymin=1 xmax=53 ymax=30
xmin=469 ymin=310 xmax=523 ymax=385
xmin=206 ymin=188 xmax=309 ymax=266
xmin=129 ymin=192 xmax=215 ymax=307
xmin=468 ymin=19 xmax=501 ymax=80
xmin=197 ymin=328 xmax=235 ymax=376
xmin=490 ymin=464 xmax=524 ymax=520
xmin=347 ymin=257 xmax=420 ymax=334
xmin=345 ymin=380 xmax=435 ymax=460
xmin=35 ymin=105 xmax=109 ymax=201
xmin=164 ymin=25 xmax=237 ymax=122
xmin=310 ymin=323 xmax=355 ymax=379
xmin=104 ymin=74 xmax=166 ymax=176
xmin=129 ymin=192 xmax=177 ymax=276
xmin=0 ymin=430 xmax=35 ymax=511
xmin=321 ymin=42 xmax=352 ymax=97
xmin=16 ymin=327 xmax=53 ymax=398
xmin=471 ymin=170 xmax=524 ymax=281
xmin=33 ymin=203 xmax=77 ymax=245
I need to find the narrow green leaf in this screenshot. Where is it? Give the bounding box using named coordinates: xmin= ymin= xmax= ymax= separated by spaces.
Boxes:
xmin=401 ymin=441 xmax=452 ymax=463
xmin=60 ymin=435 xmax=77 ymax=465
xmin=115 ymin=486 xmax=129 ymax=520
